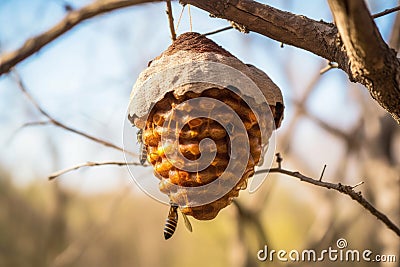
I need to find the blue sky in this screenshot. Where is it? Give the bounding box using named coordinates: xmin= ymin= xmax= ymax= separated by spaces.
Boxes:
xmin=0 ymin=0 xmax=398 ymax=193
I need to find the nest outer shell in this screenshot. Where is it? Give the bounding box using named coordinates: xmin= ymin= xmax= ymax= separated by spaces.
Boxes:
xmin=128 ymin=32 xmax=284 ymax=130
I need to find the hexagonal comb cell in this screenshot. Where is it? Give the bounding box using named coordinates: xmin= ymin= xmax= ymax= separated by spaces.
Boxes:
xmin=128 ymin=32 xmax=284 ymax=221
xmin=140 ymin=88 xmax=265 ymax=220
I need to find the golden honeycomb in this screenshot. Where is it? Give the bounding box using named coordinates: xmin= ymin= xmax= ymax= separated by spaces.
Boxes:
xmin=128 ymin=32 xmax=284 ymax=221
xmin=141 ymin=88 xmax=276 ymax=220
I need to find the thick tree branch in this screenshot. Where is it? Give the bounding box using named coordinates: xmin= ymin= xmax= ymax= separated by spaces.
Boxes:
xmin=0 ymin=0 xmax=162 ymax=76
xmin=180 ymin=0 xmax=348 ymax=77
xmin=181 ymin=0 xmax=400 ymax=124
xmin=328 ymin=0 xmax=400 ymax=124
xmin=2 ymin=0 xmax=399 ymax=123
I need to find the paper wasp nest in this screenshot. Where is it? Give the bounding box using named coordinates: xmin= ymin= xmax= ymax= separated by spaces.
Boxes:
xmin=128 ymin=32 xmax=284 ymax=220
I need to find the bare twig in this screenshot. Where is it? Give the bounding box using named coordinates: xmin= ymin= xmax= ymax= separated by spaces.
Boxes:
xmin=255 ymin=167 xmax=400 ymax=237
xmin=275 ymin=153 xmax=283 ymax=169
xmin=0 ymin=0 xmax=162 ymax=76
xmin=319 ymin=164 xmax=327 ymax=181
xmin=203 ymin=26 xmax=233 ymax=36
xmin=7 ymin=120 xmax=52 ymax=145
xmin=351 ymin=181 xmax=364 ymax=189
xmin=175 ymin=5 xmax=185 ymax=32
xmin=22 ymin=120 xmax=52 ymax=127
xmin=188 ymin=4 xmax=192 ymax=32
xmin=12 ymin=71 xmax=136 ymax=156
xmin=320 ymin=61 xmax=339 ymax=74
xmin=59 ymin=0 xmax=75 ymax=12
xmin=166 ymin=0 xmax=176 ymax=41
xmin=372 ymin=5 xmax=400 ymax=19
xmin=48 ymin=161 xmax=142 ymax=180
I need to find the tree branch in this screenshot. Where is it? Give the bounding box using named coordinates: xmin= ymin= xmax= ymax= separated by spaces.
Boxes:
xmin=166 ymin=0 xmax=177 ymax=41
xmin=203 ymin=26 xmax=233 ymax=36
xmin=3 ymin=0 xmax=399 ymax=123
xmin=255 ymin=165 xmax=400 ymax=237
xmin=372 ymin=5 xmax=400 ymax=19
xmin=13 ymin=71 xmax=136 ymax=156
xmin=48 ymin=161 xmax=141 ymax=180
xmin=328 ymin=0 xmax=400 ymax=124
xmin=180 ymin=0 xmax=347 ymax=75
xmin=180 ymin=0 xmax=400 ymax=124
xmin=0 ymin=0 xmax=162 ymax=76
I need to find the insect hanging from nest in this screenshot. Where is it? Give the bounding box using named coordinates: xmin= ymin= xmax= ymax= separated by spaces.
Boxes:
xmin=164 ymin=203 xmax=193 ymax=240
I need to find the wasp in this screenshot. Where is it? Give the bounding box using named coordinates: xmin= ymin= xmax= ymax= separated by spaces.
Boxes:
xmin=137 ymin=129 xmax=147 ymax=165
xmin=164 ymin=203 xmax=193 ymax=240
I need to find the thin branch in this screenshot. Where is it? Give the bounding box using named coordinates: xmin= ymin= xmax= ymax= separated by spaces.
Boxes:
xmin=6 ymin=120 xmax=52 ymax=145
xmin=22 ymin=120 xmax=52 ymax=127
xmin=255 ymin=167 xmax=400 ymax=237
xmin=275 ymin=152 xmax=282 ymax=169
xmin=48 ymin=161 xmax=142 ymax=180
xmin=319 ymin=164 xmax=327 ymax=181
xmin=372 ymin=5 xmax=400 ymax=19
xmin=351 ymin=181 xmax=364 ymax=189
xmin=175 ymin=5 xmax=185 ymax=32
xmin=320 ymin=61 xmax=339 ymax=74
xmin=166 ymin=0 xmax=176 ymax=41
xmin=0 ymin=0 xmax=162 ymax=76
xmin=12 ymin=71 xmax=136 ymax=156
xmin=188 ymin=4 xmax=192 ymax=32
xmin=13 ymin=71 xmax=51 ymax=117
xmin=56 ymin=0 xmax=75 ymax=12
xmin=203 ymin=26 xmax=233 ymax=36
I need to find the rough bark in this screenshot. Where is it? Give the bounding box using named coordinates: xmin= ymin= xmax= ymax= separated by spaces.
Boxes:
xmin=181 ymin=0 xmax=400 ymax=124
xmin=1 ymin=0 xmax=399 ymax=123
xmin=327 ymin=0 xmax=400 ymax=123
xmin=0 ymin=0 xmax=162 ymax=75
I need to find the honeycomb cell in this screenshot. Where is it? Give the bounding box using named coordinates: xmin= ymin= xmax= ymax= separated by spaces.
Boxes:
xmin=128 ymin=33 xmax=284 ymax=222
xmin=141 ymin=88 xmax=268 ymax=220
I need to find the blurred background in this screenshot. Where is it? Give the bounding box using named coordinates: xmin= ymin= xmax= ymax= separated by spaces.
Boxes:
xmin=0 ymin=0 xmax=399 ymax=266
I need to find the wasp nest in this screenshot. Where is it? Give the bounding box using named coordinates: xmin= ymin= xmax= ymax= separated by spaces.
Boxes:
xmin=128 ymin=32 xmax=284 ymax=220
